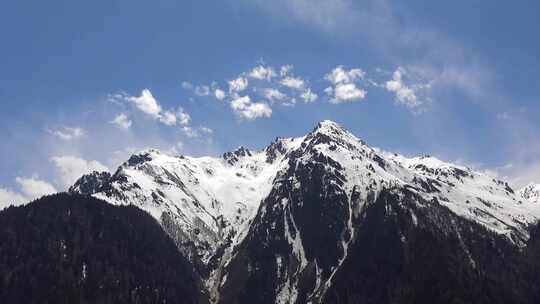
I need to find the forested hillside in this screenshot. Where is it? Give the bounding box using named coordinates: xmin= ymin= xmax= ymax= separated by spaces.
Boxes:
xmin=0 ymin=193 xmax=207 ymax=304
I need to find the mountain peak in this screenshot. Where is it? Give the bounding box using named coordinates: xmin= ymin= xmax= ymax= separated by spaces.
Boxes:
xmin=222 ymin=146 xmax=253 ymax=165
xmin=313 ymin=120 xmax=345 ymax=133
xmin=309 ymin=120 xmax=354 ymax=140
xmin=124 ymin=149 xmax=162 ymax=167
xmin=306 ymin=119 xmax=368 ymax=152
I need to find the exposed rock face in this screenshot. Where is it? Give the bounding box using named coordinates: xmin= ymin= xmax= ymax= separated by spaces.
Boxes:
xmin=68 ymin=171 xmax=111 ymax=195
xmin=520 ymin=183 xmax=540 ymax=203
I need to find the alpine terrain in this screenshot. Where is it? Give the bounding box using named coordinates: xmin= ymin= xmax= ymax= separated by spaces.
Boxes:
xmin=4 ymin=120 xmax=540 ymax=303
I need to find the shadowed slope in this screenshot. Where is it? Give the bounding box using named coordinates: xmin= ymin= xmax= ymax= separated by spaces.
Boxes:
xmin=0 ymin=193 xmax=208 ymax=304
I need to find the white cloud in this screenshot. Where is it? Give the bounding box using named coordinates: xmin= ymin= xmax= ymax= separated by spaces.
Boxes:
xmin=182 ymin=63 xmax=319 ymax=118
xmin=301 ymin=88 xmax=318 ymax=103
xmin=0 ymin=188 xmax=29 ymax=208
xmin=324 ymin=66 xmax=367 ymax=103
xmin=107 ymin=92 xmax=132 ymax=106
xmin=51 ymin=156 xmax=109 ymax=189
xmin=230 ymin=95 xmax=251 ymax=111
xmin=214 ymin=88 xmax=226 ymax=100
xmin=280 ymin=76 xmax=305 ymax=90
xmin=47 ymin=126 xmax=85 ymax=140
xmin=435 ymin=65 xmax=485 ymax=98
xmin=509 ymin=163 xmax=540 ymax=189
xmin=181 ymin=81 xmax=194 ymax=90
xmin=230 ymin=95 xmax=272 ymax=120
xmin=263 ymin=88 xmax=287 ymax=102
xmin=120 ymin=89 xmax=192 ymax=127
xmin=15 ymin=177 xmax=57 ymax=199
xmin=158 ymin=108 xmax=190 ymax=126
xmin=194 ymin=85 xmax=211 ymax=96
xmin=200 ymin=127 xmax=213 ymax=134
xmin=110 ymin=113 xmax=132 ymax=129
xmin=184 ymin=81 xmax=226 ymax=100
xmin=325 ymin=66 xmax=365 ymax=85
xmin=128 ymin=89 xmax=162 ymax=119
xmin=249 ymin=65 xmax=276 ymax=81
xmin=177 ymin=108 xmax=191 ymax=125
xmin=168 ymin=141 xmax=185 ymax=155
xmin=249 ymin=0 xmax=355 ymax=33
xmin=182 ymin=126 xmax=198 ymax=138
xmin=181 ymin=125 xmax=213 ymax=138
xmin=280 ymin=65 xmax=293 ymax=77
xmin=159 ymin=110 xmax=178 ymax=126
xmin=324 ymin=86 xmax=333 ymax=95
xmin=329 ymin=83 xmax=366 ymax=103
xmin=228 ymin=77 xmax=249 ymax=93
xmin=242 ymin=103 xmax=272 ymax=120
xmin=475 ymin=159 xmax=540 ymax=189
xmin=0 ymin=176 xmax=58 ymax=209
xmin=385 ymin=67 xmax=426 ymax=110
xmin=246 ymin=0 xmax=493 ymax=111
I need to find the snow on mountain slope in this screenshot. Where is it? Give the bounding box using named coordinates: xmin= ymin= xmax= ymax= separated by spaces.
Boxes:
xmin=71 ymin=139 xmax=304 ymax=265
xmin=66 ymin=120 xmax=540 ymax=303
xmin=385 ymin=153 xmax=540 ymax=242
xmin=71 ymin=120 xmax=540 ymax=295
xmin=218 ymin=121 xmax=540 ymax=304
xmin=294 ymin=121 xmax=540 ymax=243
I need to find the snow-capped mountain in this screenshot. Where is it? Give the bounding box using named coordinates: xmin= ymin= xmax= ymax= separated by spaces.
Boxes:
xmin=519 ymin=183 xmax=540 ymax=203
xmin=69 ymin=138 xmax=304 ymax=271
xmin=70 ymin=120 xmax=540 ymax=303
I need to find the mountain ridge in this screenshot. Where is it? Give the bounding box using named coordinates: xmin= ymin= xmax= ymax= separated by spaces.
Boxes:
xmin=69 ymin=120 xmax=540 ymax=303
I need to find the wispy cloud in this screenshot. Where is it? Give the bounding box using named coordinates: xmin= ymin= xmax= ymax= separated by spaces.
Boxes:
xmin=181 ymin=81 xmax=194 ymax=90
xmin=0 ymin=187 xmax=28 ymax=208
xmin=280 ymin=76 xmax=305 ymax=90
xmin=263 ymin=88 xmax=287 ymax=103
xmin=111 ymin=89 xmax=192 ymax=127
xmin=50 ymin=155 xmax=109 ymax=189
xmin=0 ymin=176 xmax=57 ymax=209
xmin=128 ymin=89 xmax=162 ymax=119
xmin=47 ymin=126 xmax=85 ymax=140
xmin=194 ymin=85 xmax=211 ymax=96
xmin=246 ymin=0 xmax=357 ymax=34
xmin=384 ymin=67 xmax=431 ymax=111
xmin=110 ymin=113 xmax=132 ymax=129
xmin=241 ymin=0 xmax=494 ymax=110
xmin=301 ymin=88 xmax=318 ymax=103
xmin=15 ymin=176 xmax=57 ymax=199
xmin=181 ymin=125 xmax=215 ymax=138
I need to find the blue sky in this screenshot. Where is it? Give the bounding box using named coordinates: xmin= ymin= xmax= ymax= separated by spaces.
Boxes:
xmin=1 ymin=0 xmax=540 ymax=204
